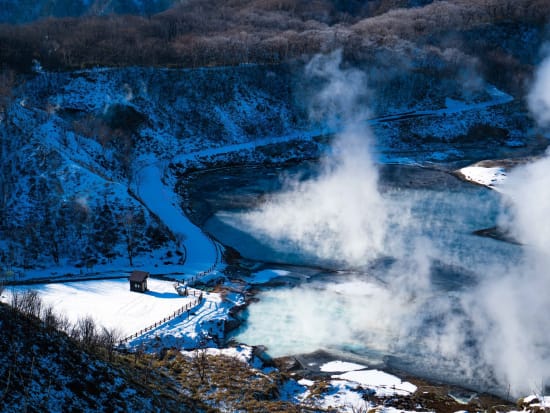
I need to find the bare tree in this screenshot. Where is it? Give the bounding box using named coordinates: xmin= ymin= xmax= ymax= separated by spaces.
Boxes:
xmin=72 ymin=315 xmax=98 ymax=350
xmin=193 ymin=332 xmax=210 ymax=383
xmin=15 ymin=290 xmax=42 ymax=319
xmin=41 ymin=304 xmax=59 ymax=332
xmin=55 ymin=312 xmax=72 ymax=334
xmin=119 ymin=206 xmax=145 ymax=267
xmin=121 ymin=209 xmax=138 ymax=267
xmin=98 ymin=326 xmax=122 ymax=361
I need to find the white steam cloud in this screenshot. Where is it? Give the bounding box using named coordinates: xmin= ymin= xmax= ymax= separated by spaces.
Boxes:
xmin=528 ymin=49 xmax=550 ymax=128
xmin=500 ymin=154 xmax=550 ymax=251
xmin=232 ymin=50 xmax=550 ymax=397
xmin=237 ymin=50 xmax=387 ymax=266
xmin=478 ymin=55 xmax=550 ymax=393
xmin=469 ymin=151 xmax=550 ymax=393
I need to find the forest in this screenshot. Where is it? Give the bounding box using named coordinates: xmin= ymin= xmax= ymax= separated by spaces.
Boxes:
xmin=0 ymin=0 xmax=547 ymax=78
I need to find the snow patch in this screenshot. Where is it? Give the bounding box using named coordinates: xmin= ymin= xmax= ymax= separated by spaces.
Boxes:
xmin=181 ymin=345 xmax=253 ymax=364
xmin=332 ymin=369 xmax=417 ymax=397
xmin=458 ymin=165 xmax=506 ymax=189
xmin=298 ymin=378 xmax=315 ymax=386
xmin=249 ymin=269 xmax=290 ymax=284
xmin=134 ymin=164 xmax=219 ymax=275
xmin=128 ymin=290 xmax=245 ymax=351
xmin=320 ymin=360 xmax=367 ymax=372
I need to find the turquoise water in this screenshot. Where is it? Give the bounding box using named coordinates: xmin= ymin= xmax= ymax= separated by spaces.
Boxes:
xmin=197 ymin=164 xmax=523 ymax=393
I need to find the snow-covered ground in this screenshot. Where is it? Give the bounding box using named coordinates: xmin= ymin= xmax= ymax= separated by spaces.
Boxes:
xmin=128 ymin=290 xmax=244 ymax=350
xmin=457 ymin=165 xmax=507 ymax=189
xmin=332 ymin=369 xmax=417 ymax=397
xmin=1 ymin=279 xmax=196 ymax=336
xmin=320 ymin=360 xmax=368 ymax=372
xmin=181 ymin=344 xmax=253 ymax=364
xmin=320 ymin=360 xmax=417 ymax=398
xmin=0 ymin=278 xmax=236 ymax=345
xmin=290 ymin=359 xmax=420 ymax=412
xmin=1 ymin=276 xmax=246 ymax=350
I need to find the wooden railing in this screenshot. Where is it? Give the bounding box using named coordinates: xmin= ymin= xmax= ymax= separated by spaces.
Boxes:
xmin=118 ymin=293 xmax=203 ymax=345
xmin=117 ymin=236 xmax=223 ymax=346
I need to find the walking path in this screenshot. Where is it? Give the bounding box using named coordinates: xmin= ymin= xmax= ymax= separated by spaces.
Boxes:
xmin=134 ymin=164 xmax=220 ymax=278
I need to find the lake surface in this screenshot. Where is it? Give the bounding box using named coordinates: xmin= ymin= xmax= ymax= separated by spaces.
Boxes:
xmin=186 ymin=162 xmax=524 ymax=394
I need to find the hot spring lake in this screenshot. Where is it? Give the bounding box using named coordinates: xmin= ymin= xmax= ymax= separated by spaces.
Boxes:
xmin=184 ymin=162 xmax=525 ymax=394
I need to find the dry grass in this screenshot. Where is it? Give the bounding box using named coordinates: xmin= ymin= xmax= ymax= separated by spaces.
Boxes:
xmin=140 ymin=349 xmax=302 ymax=412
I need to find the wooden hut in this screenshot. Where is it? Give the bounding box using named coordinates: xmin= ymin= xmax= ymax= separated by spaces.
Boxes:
xmin=129 ymin=270 xmax=149 ymax=293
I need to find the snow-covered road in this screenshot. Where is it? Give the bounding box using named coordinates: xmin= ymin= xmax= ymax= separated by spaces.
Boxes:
xmin=134 ymin=164 xmax=220 ymax=276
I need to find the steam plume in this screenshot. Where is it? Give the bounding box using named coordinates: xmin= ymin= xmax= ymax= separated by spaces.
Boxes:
xmin=237 ymin=50 xmax=387 ymax=266
xmin=479 ymin=54 xmax=550 ymax=393
xmin=528 ymin=49 xmax=550 ymax=128
xmin=233 ymin=50 xmax=550 ymax=397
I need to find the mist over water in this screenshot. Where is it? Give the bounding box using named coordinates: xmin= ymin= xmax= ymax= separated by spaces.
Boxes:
xmin=475 ymin=151 xmax=550 ymax=393
xmin=480 ymin=50 xmax=550 ymax=393
xmin=227 ymin=51 xmax=550 ymax=396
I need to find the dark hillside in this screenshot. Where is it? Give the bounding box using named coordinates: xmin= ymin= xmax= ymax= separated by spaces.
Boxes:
xmin=0 ymin=0 xmax=434 ymax=24
xmin=0 ymin=300 xmax=187 ymax=412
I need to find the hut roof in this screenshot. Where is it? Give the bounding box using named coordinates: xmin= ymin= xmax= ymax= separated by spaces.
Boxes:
xmin=129 ymin=270 xmax=149 ymax=282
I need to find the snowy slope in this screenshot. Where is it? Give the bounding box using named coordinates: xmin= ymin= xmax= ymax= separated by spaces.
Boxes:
xmin=2 ymin=65 xmax=303 ymax=277
xmin=0 ymin=64 xmax=527 ymax=281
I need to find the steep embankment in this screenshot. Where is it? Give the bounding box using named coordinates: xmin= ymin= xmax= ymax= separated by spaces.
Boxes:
xmin=0 ymin=301 xmax=187 ymax=412
xmin=0 ymin=300 xmax=301 ymax=412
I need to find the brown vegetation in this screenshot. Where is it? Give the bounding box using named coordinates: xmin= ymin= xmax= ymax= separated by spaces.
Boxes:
xmin=159 ymin=348 xmax=302 ymax=412
xmin=0 ymin=0 xmax=548 ymax=72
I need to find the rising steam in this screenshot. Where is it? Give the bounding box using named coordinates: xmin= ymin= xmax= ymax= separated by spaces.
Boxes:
xmin=236 ymin=50 xmax=387 ymax=266
xmin=232 ymin=50 xmax=550 ymax=397
xmin=476 ymin=51 xmax=550 ymax=393
xmin=528 ymin=48 xmax=550 ymax=128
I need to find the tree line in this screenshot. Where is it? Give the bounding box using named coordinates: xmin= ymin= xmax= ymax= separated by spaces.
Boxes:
xmin=0 ymin=0 xmax=547 ymax=72
xmin=6 ymin=290 xmax=121 ymax=361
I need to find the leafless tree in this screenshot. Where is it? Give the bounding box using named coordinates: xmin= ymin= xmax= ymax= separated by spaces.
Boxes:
xmin=98 ymin=326 xmax=122 ymax=361
xmin=41 ymin=305 xmax=59 ymax=332
xmin=15 ymin=290 xmax=42 ymax=319
xmin=72 ymin=315 xmax=98 ymax=350
xmin=193 ymin=332 xmax=210 ymax=383
xmin=121 ymin=209 xmax=138 ymax=267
